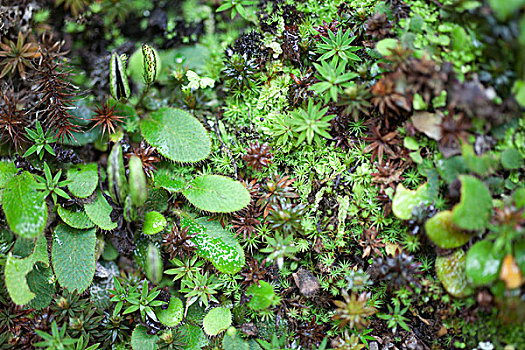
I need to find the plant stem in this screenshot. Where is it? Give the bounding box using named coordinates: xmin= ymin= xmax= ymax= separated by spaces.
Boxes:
xmin=135 ymin=83 xmax=151 ymax=108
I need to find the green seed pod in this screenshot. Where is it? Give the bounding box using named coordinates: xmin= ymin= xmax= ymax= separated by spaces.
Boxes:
xmin=142 ymin=44 xmax=157 ymax=85
xmin=128 ymin=155 xmax=147 ymax=208
xmin=107 ymin=142 xmax=128 ymax=204
xmin=109 ymin=52 xmax=130 ymax=101
xmin=146 ymin=243 xmax=163 ymax=284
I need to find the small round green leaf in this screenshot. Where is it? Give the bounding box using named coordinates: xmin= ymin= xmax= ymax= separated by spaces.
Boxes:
xmin=435 ymin=250 xmax=473 ymax=297
xmin=57 ymin=205 xmax=95 ymax=229
xmin=84 ymin=191 xmax=118 ymax=230
xmin=375 ymin=38 xmax=398 ymax=56
xmin=246 ymin=281 xmax=275 ymax=310
xmin=223 ymin=332 xmax=250 ymax=350
xmin=3 ymin=171 xmax=47 ymax=238
xmin=67 ymin=163 xmax=99 ymax=198
xmin=514 ymin=187 xmax=525 ymax=209
xmin=203 ymin=307 xmax=232 ymax=336
xmin=52 ymin=224 xmax=97 ymax=293
xmin=156 ymin=297 xmax=183 ymax=327
xmin=143 ymin=211 xmax=167 ymax=235
xmin=452 ymin=175 xmax=492 ymax=230
xmin=466 ymin=240 xmax=504 ymax=286
xmin=183 ymin=175 xmax=250 ymax=213
xmin=140 ymin=107 xmax=211 ymax=163
xmin=131 ymin=325 xmax=159 ymax=350
xmin=102 ymin=239 xmax=119 ymax=261
xmin=425 ymin=210 xmax=471 ymax=249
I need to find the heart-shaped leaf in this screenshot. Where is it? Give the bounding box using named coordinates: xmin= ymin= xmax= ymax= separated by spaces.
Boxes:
xmin=392 ymin=183 xmax=430 ymax=220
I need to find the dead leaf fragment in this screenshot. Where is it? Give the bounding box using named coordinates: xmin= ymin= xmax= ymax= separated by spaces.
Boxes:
xmin=500 ymin=254 xmax=524 ymax=289
xmin=292 ymin=268 xmax=320 ymax=297
xmin=412 ymin=111 xmax=443 ymax=140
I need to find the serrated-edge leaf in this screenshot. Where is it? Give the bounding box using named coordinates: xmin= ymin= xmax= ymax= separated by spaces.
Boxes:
xmin=156 ymin=297 xmax=183 ymax=327
xmin=52 ymin=224 xmax=97 ymax=293
xmin=27 ymin=263 xmax=55 ymax=310
xmin=203 ymin=307 xmax=232 ymax=336
xmin=3 ymin=171 xmax=47 ymax=238
xmin=181 ymin=324 xmax=207 ymax=350
xmin=67 ymin=163 xmax=99 ymax=198
xmin=57 ymin=205 xmax=95 ymax=229
xmin=4 ymin=236 xmax=49 ymax=305
xmin=84 ymin=191 xmax=118 ymax=230
xmin=153 ymin=168 xmax=185 ymax=192
xmin=140 ymin=107 xmax=211 ymax=163
xmin=183 ymin=175 xmax=251 ymax=213
xmin=131 ymin=325 xmax=159 ymax=350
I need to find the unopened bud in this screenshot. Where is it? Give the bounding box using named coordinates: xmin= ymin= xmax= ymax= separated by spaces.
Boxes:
xmin=142 ymin=44 xmax=158 ymax=85
xmin=109 ymin=52 xmax=130 ymax=101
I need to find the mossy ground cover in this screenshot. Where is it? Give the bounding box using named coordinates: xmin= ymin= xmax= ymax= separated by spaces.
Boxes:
xmin=0 ymin=0 xmax=525 ymax=349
